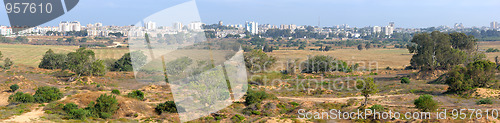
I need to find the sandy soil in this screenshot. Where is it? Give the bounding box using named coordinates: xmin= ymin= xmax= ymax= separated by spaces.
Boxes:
xmin=0 ymin=92 xmax=9 ymax=107
xmin=2 ymin=104 xmax=47 ymax=123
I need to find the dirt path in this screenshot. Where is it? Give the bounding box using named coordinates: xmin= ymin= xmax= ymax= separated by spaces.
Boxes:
xmin=278 ymin=94 xmax=407 ymax=103
xmin=2 ymin=104 xmax=46 ymax=123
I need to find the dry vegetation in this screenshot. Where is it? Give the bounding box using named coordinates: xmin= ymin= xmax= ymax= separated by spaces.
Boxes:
xmin=0 ymin=41 xmax=499 ymax=122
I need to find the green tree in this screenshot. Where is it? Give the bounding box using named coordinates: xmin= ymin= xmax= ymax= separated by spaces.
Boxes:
xmin=356 ymin=77 xmax=378 ymax=106
xmin=357 ymin=44 xmax=363 ymax=50
xmin=414 ymin=95 xmax=439 ymax=112
xmin=10 ymin=84 xmax=19 ymax=92
xmin=64 ymin=48 xmax=106 ymax=76
xmin=111 ymin=51 xmax=147 ymax=71
xmin=365 ymin=43 xmax=371 ymax=50
xmin=244 ymin=50 xmax=276 ymax=73
xmin=39 ymin=49 xmax=67 ymax=69
xmin=3 ymin=58 xmax=13 ymax=69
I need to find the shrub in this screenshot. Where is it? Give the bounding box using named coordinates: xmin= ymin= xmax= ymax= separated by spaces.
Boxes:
xmin=245 ymin=89 xmax=274 ymax=105
xmin=414 ymin=95 xmax=439 ymax=112
xmin=8 ymin=92 xmax=34 ymax=103
xmin=477 ymin=98 xmax=493 ymax=105
xmin=126 ymin=90 xmax=144 ymax=100
xmin=401 ymin=77 xmax=410 ymax=84
xmin=446 ymin=60 xmax=498 ymax=94
xmin=63 ymin=103 xmax=79 ymax=113
xmin=92 ymin=94 xmax=119 ymax=118
xmin=67 ymin=108 xmax=90 ymax=120
xmin=155 ymin=101 xmax=184 ymax=115
xmin=251 ymin=110 xmax=261 ymax=115
xmin=111 ymin=89 xmax=120 ymax=95
xmin=10 ymin=84 xmax=19 ymax=92
xmin=231 ymin=114 xmax=245 ymax=122
xmin=33 ymin=86 xmax=63 ymax=103
xmin=369 ymin=104 xmax=385 ymax=112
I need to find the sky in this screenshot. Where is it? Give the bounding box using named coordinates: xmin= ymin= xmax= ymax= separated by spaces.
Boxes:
xmin=0 ymin=0 xmax=499 ymax=28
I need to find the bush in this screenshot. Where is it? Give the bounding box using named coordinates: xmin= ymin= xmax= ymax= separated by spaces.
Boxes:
xmin=10 ymin=84 xmax=19 ymax=92
xmin=251 ymin=110 xmax=261 ymax=115
xmin=67 ymin=108 xmax=90 ymax=120
xmin=477 ymin=98 xmax=493 ymax=105
xmin=155 ymin=101 xmax=184 ymax=115
xmin=245 ymin=89 xmax=274 ymax=105
xmin=126 ymin=90 xmax=144 ymax=100
xmin=369 ymin=104 xmax=385 ymax=112
xmin=446 ymin=60 xmax=498 ymax=94
xmin=63 ymin=103 xmax=79 ymax=112
xmin=231 ymin=114 xmax=245 ymax=122
xmin=401 ymin=77 xmax=410 ymax=84
xmin=414 ymin=95 xmax=439 ymax=112
xmin=33 ymin=86 xmax=63 ymax=103
xmin=93 ymin=94 xmax=119 ymax=118
xmin=8 ymin=92 xmax=34 ymax=103
xmin=111 ymin=89 xmax=120 ymax=95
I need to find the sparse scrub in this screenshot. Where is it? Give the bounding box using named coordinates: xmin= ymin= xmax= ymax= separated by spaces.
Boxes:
xmin=8 ymin=92 xmax=35 ymax=103
xmin=414 ymin=94 xmax=439 ymax=112
xmin=155 ymin=101 xmax=184 ymax=115
xmin=400 ymin=77 xmax=410 ymax=84
xmin=33 ymin=86 xmax=63 ymax=103
xmin=9 ymin=84 xmax=19 ymax=92
xmin=126 ymin=90 xmax=145 ymax=100
xmin=477 ymin=98 xmax=493 ymax=105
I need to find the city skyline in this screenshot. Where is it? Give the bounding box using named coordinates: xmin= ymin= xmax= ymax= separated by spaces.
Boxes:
xmin=0 ymin=0 xmax=499 ymax=28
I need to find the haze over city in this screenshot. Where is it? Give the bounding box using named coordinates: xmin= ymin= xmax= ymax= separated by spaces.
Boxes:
xmin=0 ymin=0 xmax=500 ymax=28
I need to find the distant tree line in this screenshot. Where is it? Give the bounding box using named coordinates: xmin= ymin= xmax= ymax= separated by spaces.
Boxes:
xmin=38 ymin=48 xmax=147 ymax=76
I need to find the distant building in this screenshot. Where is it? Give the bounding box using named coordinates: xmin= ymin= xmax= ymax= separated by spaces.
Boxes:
xmin=389 ymin=22 xmax=395 ymax=28
xmin=219 ymin=21 xmax=223 ymax=26
xmin=188 ymin=21 xmax=203 ymax=31
xmin=245 ymin=21 xmax=259 ymax=34
xmin=144 ymin=21 xmax=157 ymax=30
xmin=383 ymin=26 xmax=394 ymax=35
xmin=454 ymin=23 xmax=464 ymax=29
xmin=491 ymin=21 xmax=498 ymax=29
xmin=372 ymin=26 xmax=382 ymax=33
xmin=173 ymin=22 xmax=183 ymax=30
xmin=59 ymin=21 xmax=81 ymax=32
xmin=0 ymin=26 xmax=12 ymax=36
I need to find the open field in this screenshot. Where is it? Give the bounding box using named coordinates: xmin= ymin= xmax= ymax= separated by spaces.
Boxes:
xmin=478 ymin=41 xmax=500 ymax=62
xmin=268 ymin=48 xmax=412 ymax=70
xmin=0 ymin=44 xmax=129 ymax=67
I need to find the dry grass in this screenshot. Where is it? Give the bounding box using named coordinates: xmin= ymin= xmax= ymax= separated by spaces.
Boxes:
xmin=0 ymin=44 xmax=129 ymax=67
xmin=268 ymin=48 xmax=412 ymax=70
xmin=478 ymin=41 xmax=500 ymax=62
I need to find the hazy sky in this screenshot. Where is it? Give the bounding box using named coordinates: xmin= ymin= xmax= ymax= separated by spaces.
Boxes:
xmin=0 ymin=0 xmax=499 ymax=28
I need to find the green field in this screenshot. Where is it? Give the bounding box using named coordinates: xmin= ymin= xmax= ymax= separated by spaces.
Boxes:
xmin=0 ymin=44 xmax=129 ymax=67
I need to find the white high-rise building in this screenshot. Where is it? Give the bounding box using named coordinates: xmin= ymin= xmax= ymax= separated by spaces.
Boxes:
xmin=59 ymin=21 xmax=81 ymax=32
xmin=383 ymin=26 xmax=394 ymax=35
xmin=245 ymin=21 xmax=259 ymax=34
xmin=491 ymin=21 xmax=498 ymax=29
xmin=173 ymin=22 xmax=183 ymax=30
xmin=188 ymin=21 xmax=203 ymax=31
xmin=372 ymin=26 xmax=382 ymax=33
xmin=144 ymin=21 xmax=157 ymax=30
